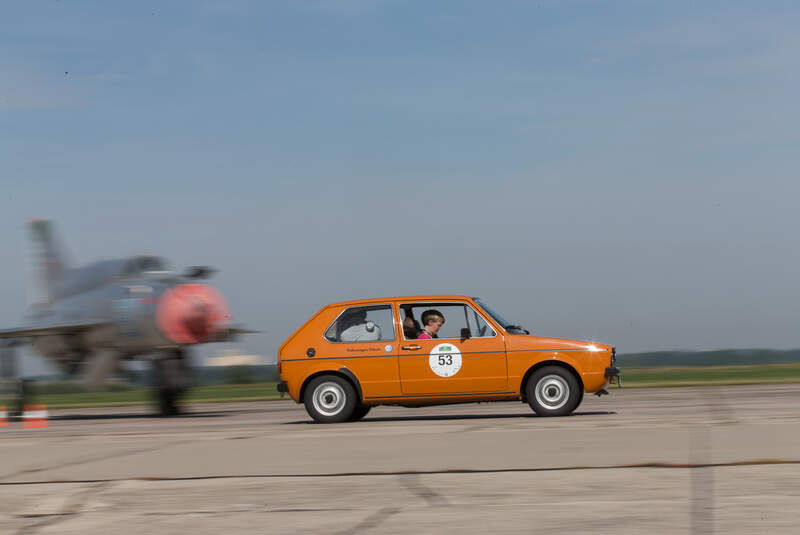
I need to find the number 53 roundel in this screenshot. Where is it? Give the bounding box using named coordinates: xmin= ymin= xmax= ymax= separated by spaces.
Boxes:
xmin=429 ymin=343 xmax=463 ymax=377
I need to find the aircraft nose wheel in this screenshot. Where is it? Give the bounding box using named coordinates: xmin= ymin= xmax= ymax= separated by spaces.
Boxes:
xmin=154 ymin=349 xmax=189 ymax=416
xmin=0 ymin=343 xmax=25 ymax=419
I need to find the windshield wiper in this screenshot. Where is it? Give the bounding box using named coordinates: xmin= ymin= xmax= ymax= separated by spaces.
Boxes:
xmin=504 ymin=324 xmax=530 ymax=335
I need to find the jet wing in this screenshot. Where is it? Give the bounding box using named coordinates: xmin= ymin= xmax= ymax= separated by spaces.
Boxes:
xmin=227 ymin=326 xmax=261 ymax=335
xmin=212 ymin=325 xmax=261 ymax=342
xmin=0 ymin=320 xmax=110 ymax=339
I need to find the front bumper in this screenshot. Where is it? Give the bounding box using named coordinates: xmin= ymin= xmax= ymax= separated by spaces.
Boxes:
xmin=276 ymin=381 xmax=289 ymax=394
xmin=605 ymin=366 xmax=622 ymax=387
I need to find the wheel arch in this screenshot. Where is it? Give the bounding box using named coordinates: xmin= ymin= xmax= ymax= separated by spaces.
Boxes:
xmin=299 ymin=368 xmax=363 ymax=404
xmin=520 ymin=360 xmax=584 ymax=402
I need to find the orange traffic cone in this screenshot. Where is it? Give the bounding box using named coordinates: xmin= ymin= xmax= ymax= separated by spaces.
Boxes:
xmin=0 ymin=406 xmax=7 ymax=428
xmin=21 ymin=404 xmax=49 ymax=429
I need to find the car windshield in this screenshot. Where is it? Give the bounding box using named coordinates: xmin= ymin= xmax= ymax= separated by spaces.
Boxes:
xmin=473 ymin=297 xmax=529 ymax=334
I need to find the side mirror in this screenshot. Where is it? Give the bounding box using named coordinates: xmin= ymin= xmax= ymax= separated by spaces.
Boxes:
xmin=460 ymin=327 xmax=471 ymax=340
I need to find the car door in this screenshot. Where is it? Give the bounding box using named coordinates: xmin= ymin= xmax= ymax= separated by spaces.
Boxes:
xmin=398 ymin=301 xmax=508 ymax=395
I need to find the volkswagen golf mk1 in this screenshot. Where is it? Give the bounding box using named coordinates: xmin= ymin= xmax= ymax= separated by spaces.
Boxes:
xmin=276 ymin=295 xmax=620 ymax=423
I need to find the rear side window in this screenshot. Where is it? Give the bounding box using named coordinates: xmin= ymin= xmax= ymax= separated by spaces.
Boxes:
xmin=324 ymin=305 xmax=396 ymax=342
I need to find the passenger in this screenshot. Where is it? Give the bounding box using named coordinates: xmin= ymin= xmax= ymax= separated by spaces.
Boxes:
xmin=403 ymin=316 xmax=421 ymax=339
xmin=417 ymin=309 xmax=444 ymax=340
xmin=338 ymin=309 xmax=382 ymax=341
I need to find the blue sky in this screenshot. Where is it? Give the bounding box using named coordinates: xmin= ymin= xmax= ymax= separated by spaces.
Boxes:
xmin=2 ymin=1 xmax=799 ymax=373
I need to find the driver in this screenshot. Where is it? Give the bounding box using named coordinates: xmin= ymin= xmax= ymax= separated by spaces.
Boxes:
xmin=417 ymin=309 xmax=444 ymax=339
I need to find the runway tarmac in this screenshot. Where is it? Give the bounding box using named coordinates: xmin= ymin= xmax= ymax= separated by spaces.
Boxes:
xmin=2 ymin=384 xmax=799 ymax=533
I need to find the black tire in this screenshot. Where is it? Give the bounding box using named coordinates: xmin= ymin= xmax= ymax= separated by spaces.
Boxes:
xmin=10 ymin=378 xmax=29 ymax=419
xmin=304 ymin=375 xmax=357 ymax=423
xmin=158 ymin=389 xmax=180 ymax=416
xmin=525 ymin=366 xmax=580 ymax=417
xmin=154 ymin=352 xmax=187 ymax=417
xmin=348 ymin=405 xmax=372 ymax=421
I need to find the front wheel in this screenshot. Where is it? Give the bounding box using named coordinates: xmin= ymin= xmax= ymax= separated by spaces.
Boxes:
xmin=525 ymin=366 xmax=580 ymax=417
xmin=304 ymin=375 xmax=357 ymax=423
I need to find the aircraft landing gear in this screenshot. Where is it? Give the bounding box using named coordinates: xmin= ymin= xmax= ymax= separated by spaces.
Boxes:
xmin=0 ymin=341 xmax=27 ymax=419
xmin=154 ymin=349 xmax=189 ymax=417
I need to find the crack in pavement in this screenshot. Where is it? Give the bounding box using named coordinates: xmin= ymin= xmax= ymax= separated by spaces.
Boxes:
xmin=2 ymin=458 xmax=799 ymax=486
xmin=1 ymin=440 xmax=193 ymax=481
xmin=398 ymin=473 xmax=450 ymax=506
xmin=141 ymin=507 xmax=359 ymax=516
xmin=16 ymin=481 xmax=113 ymax=535
xmin=333 ymin=506 xmax=402 ymax=534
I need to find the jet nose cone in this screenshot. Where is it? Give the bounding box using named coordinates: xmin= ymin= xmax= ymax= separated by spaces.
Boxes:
xmin=156 ymin=283 xmax=230 ymax=344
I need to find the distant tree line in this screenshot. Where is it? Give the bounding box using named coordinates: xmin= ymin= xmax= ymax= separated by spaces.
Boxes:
xmin=619 ymin=349 xmax=800 ymax=367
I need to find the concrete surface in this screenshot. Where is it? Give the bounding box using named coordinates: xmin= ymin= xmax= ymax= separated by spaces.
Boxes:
xmin=2 ymin=384 xmax=799 ymax=533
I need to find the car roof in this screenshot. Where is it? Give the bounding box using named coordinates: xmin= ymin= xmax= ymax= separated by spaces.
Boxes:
xmin=325 ymin=295 xmax=477 ymax=307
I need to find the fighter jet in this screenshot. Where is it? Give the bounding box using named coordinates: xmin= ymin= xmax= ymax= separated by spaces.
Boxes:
xmin=0 ymin=220 xmax=255 ymax=416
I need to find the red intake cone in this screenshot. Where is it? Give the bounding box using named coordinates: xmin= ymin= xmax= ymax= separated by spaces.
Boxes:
xmin=156 ymin=284 xmax=230 ymax=344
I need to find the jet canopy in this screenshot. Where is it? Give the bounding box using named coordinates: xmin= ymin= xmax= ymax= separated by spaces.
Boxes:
xmin=121 ymin=255 xmax=169 ymax=277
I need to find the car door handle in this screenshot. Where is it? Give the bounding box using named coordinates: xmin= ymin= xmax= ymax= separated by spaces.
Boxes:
xmin=402 ymin=345 xmax=422 ymax=351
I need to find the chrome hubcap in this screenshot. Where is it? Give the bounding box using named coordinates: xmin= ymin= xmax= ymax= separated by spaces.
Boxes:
xmin=535 ymin=374 xmax=569 ymax=410
xmin=312 ymin=382 xmax=346 ymax=416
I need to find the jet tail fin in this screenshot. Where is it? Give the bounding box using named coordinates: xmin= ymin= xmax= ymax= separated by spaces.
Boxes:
xmin=27 ymin=220 xmax=68 ymax=300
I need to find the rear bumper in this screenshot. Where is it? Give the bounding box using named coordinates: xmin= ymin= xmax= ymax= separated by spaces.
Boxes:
xmin=276 ymin=381 xmax=289 ymax=394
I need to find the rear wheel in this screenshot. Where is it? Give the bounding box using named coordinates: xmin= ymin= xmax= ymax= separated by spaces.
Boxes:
xmin=304 ymin=375 xmax=357 ymax=423
xmin=348 ymin=405 xmax=372 ymax=421
xmin=525 ymin=366 xmax=580 ymax=417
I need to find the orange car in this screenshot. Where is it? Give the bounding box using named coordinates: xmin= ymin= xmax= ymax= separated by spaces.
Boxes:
xmin=277 ymin=296 xmax=620 ymax=423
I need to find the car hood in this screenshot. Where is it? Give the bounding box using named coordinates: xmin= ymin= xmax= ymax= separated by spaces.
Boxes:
xmin=504 ymin=333 xmax=613 ymax=353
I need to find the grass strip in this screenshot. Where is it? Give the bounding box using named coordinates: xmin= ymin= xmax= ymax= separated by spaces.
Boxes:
xmin=18 ymin=382 xmax=283 ymax=408
xmin=620 ymin=363 xmax=800 ymax=387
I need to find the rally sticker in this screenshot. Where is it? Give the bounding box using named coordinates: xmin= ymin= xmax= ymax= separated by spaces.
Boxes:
xmin=429 ymin=343 xmax=462 ymax=377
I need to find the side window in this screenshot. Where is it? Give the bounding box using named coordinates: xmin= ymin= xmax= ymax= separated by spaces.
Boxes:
xmin=324 ymin=305 xmax=396 ymax=342
xmin=401 ymin=303 xmax=496 ymax=339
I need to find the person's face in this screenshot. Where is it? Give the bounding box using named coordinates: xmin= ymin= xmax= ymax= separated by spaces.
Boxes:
xmin=427 ymin=318 xmax=444 ymax=334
